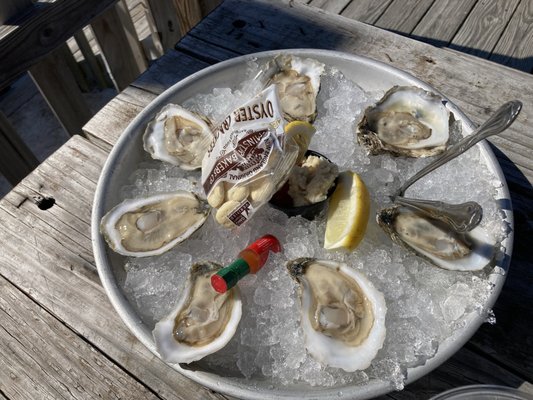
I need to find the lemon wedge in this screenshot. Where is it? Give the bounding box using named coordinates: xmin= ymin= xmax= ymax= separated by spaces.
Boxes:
xmin=284 ymin=120 xmax=316 ymax=163
xmin=324 ymin=171 xmax=370 ymax=250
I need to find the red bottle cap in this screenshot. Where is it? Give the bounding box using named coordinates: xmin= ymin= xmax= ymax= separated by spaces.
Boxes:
xmin=211 ymin=274 xmax=228 ymax=293
xmin=246 ymin=234 xmax=281 ymax=266
xmin=209 ymin=235 xmax=282 ymax=293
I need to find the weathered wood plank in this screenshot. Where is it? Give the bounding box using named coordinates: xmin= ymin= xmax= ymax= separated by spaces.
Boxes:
xmin=173 ymin=0 xmax=203 ymax=37
xmin=0 ymin=136 xmax=229 ymax=400
xmin=74 ymin=30 xmax=109 ymax=89
xmin=145 ymin=0 xmax=182 ymax=50
xmin=0 ymin=0 xmax=117 ymax=89
xmin=411 ymin=0 xmax=478 ymax=46
xmin=308 ymin=0 xmax=352 ymax=14
xmin=132 ymin=48 xmax=210 ymax=93
xmin=490 ymin=0 xmax=533 ymax=72
xmin=91 ymin=0 xmax=148 ymax=91
xmin=374 ymin=0 xmax=436 ymax=34
xmin=0 ymin=275 xmax=160 ymax=400
xmin=340 ymin=0 xmax=393 ymax=24
xmin=83 ymin=86 xmax=156 ymax=150
xmin=29 ymin=44 xmax=93 ymax=136
xmin=0 ymin=111 xmax=38 ymax=186
xmin=450 ymin=0 xmax=521 ymax=58
xmin=59 ymin=41 xmax=91 ymax=93
xmin=83 ymin=50 xmax=211 ymax=148
xmin=0 ymin=0 xmax=32 ymax=24
xmin=198 ymin=0 xmax=224 ymax=14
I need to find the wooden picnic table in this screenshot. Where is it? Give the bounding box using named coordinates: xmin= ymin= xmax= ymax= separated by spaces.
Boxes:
xmin=1 ymin=0 xmax=532 ymax=399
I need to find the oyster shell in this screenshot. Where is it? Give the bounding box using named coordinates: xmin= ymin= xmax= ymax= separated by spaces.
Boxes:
xmin=153 ymin=261 xmax=242 ymax=363
xmin=357 ymin=86 xmax=453 ymax=157
xmin=377 ymin=205 xmax=494 ymax=271
xmin=100 ymin=191 xmax=209 ymax=257
xmin=143 ymin=104 xmax=213 ymax=170
xmin=266 ymin=56 xmax=325 ymax=122
xmin=286 ymin=258 xmax=386 ymax=372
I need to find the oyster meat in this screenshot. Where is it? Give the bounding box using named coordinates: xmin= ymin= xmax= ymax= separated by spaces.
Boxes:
xmin=377 ymin=205 xmax=494 ymax=271
xmin=266 ymin=56 xmax=325 ymax=122
xmin=286 ymin=258 xmax=387 ymax=372
xmin=100 ymin=191 xmax=209 ymax=257
xmin=357 ymin=86 xmax=453 ymax=157
xmin=153 ymin=261 xmax=242 ymax=363
xmin=143 ymin=104 xmax=213 ymax=170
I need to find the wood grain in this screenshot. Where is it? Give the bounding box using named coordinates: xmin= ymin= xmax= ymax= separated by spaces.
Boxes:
xmin=490 ymin=0 xmax=533 ymax=72
xmin=0 ymin=274 xmax=160 ymax=400
xmin=0 ymin=0 xmax=117 ymax=89
xmin=173 ymin=0 xmax=203 ymax=37
xmin=29 ymin=44 xmax=93 ymax=136
xmin=145 ymin=0 xmax=182 ymax=50
xmin=411 ymin=0 xmax=478 ymax=45
xmin=308 ymin=0 xmax=352 ymax=14
xmin=340 ymin=0 xmax=393 ymax=24
xmin=0 ymin=110 xmax=38 ymax=186
xmin=374 ymin=0 xmax=436 ymax=34
xmin=74 ymin=30 xmax=109 ymax=89
xmin=91 ymin=0 xmax=148 ymax=91
xmin=450 ymin=0 xmax=520 ymax=58
xmin=0 ymin=136 xmax=230 ymax=400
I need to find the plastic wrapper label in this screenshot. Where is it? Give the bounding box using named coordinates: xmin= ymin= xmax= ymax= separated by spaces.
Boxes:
xmin=202 ymin=85 xmax=299 ymax=227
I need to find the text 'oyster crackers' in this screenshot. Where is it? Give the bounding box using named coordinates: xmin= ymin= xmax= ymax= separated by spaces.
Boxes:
xmin=202 ymin=85 xmax=300 ymax=229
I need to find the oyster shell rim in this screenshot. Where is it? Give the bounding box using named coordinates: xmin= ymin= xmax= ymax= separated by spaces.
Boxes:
xmin=100 ymin=190 xmax=210 ymax=257
xmin=376 ymin=204 xmax=496 ymax=271
xmin=152 ymin=261 xmax=243 ymax=364
xmin=143 ymin=103 xmax=213 ymax=170
xmin=286 ymin=257 xmax=387 ymax=372
xmin=357 ymin=85 xmax=455 ymax=158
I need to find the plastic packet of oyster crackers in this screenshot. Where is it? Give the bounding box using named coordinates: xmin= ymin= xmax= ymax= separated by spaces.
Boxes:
xmin=201 ymin=85 xmax=300 ymax=229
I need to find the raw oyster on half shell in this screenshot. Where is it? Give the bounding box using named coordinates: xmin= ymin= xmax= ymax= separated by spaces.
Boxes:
xmin=153 ymin=261 xmax=242 ymax=363
xmin=357 ymin=86 xmax=453 ymax=157
xmin=100 ymin=191 xmax=209 ymax=257
xmin=286 ymin=258 xmax=387 ymax=372
xmin=143 ymin=104 xmax=213 ymax=170
xmin=377 ymin=205 xmax=494 ymax=271
xmin=265 ymin=55 xmax=325 ymax=123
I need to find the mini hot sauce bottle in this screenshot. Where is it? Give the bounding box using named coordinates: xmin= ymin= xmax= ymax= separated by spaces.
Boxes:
xmin=211 ymin=234 xmax=281 ymax=293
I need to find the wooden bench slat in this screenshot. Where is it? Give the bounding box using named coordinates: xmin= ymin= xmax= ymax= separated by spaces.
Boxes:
xmin=374 ymin=0 xmax=435 ymax=34
xmin=490 ymin=0 xmax=533 ymax=72
xmin=340 ymin=0 xmax=393 ymax=24
xmin=91 ymin=0 xmax=148 ymax=92
xmin=450 ymin=0 xmax=521 ymax=58
xmin=0 ymin=0 xmax=117 ymax=89
xmin=0 ymin=111 xmax=38 ymax=186
xmin=174 ymin=0 xmax=204 ymax=37
xmin=29 ymin=44 xmax=92 ymax=136
xmin=411 ymin=0 xmax=478 ymax=46
xmin=145 ymin=0 xmax=181 ymax=51
xmin=74 ymin=30 xmax=110 ymax=89
xmin=308 ymin=0 xmax=352 ymax=14
xmin=0 ymin=274 xmax=161 ymax=400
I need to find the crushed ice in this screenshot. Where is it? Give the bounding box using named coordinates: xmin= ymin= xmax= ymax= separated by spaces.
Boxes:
xmin=120 ymin=60 xmax=508 ymax=387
